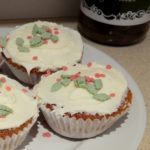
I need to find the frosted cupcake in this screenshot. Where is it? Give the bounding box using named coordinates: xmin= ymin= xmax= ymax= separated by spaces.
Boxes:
xmin=1 ymin=21 xmax=83 ymax=85
xmin=33 ymin=62 xmax=132 ymax=139
xmin=0 ymin=74 xmax=38 ymax=150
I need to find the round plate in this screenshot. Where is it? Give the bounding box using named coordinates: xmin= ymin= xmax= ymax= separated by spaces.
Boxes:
xmin=14 ymin=43 xmax=146 ymax=150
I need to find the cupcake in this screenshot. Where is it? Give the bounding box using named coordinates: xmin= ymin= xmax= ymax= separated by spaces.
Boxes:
xmin=0 ymin=74 xmax=38 ymax=150
xmin=1 ymin=21 xmax=83 ymax=86
xmin=33 ymin=62 xmax=132 ymax=139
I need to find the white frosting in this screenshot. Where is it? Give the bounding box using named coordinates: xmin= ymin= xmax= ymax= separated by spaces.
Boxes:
xmin=0 ymin=74 xmax=38 ymax=130
xmin=33 ymin=63 xmax=128 ymax=115
xmin=3 ymin=21 xmax=83 ymax=73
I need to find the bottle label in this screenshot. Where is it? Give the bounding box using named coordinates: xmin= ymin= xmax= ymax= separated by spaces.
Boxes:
xmin=81 ymin=0 xmax=150 ymax=26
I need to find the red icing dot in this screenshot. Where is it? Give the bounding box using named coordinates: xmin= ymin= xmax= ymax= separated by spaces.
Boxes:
xmin=106 ymin=65 xmax=112 ymax=70
xmin=54 ymin=31 xmax=59 ymax=35
xmin=42 ymin=132 xmax=51 ymax=138
xmin=95 ymin=73 xmax=102 ymax=78
xmin=0 ymin=77 xmax=6 ymax=83
xmin=110 ymin=93 xmax=116 ymax=97
xmin=84 ymin=76 xmax=94 ymax=82
xmin=47 ymin=28 xmax=52 ymax=33
xmin=5 ymin=86 xmax=11 ymax=91
xmin=70 ymin=72 xmax=80 ymax=80
xmin=27 ymin=35 xmax=32 ymax=40
xmin=32 ymin=56 xmax=38 ymax=61
xmin=56 ymin=78 xmax=61 ymax=82
xmin=43 ymin=39 xmax=48 ymax=44
xmin=22 ymin=88 xmax=28 ymax=93
xmin=44 ymin=70 xmax=51 ymax=77
xmin=87 ymin=62 xmax=92 ymax=67
xmin=62 ymin=66 xmax=68 ymax=71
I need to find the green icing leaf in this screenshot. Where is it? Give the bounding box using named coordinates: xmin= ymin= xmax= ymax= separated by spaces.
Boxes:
xmin=51 ymin=35 xmax=59 ymax=42
xmin=42 ymin=25 xmax=49 ymax=31
xmin=30 ymin=36 xmax=42 ymax=47
xmin=0 ymin=104 xmax=13 ymax=117
xmin=61 ymin=74 xmax=70 ymax=78
xmin=41 ymin=32 xmax=52 ymax=40
xmin=32 ymin=24 xmax=39 ymax=36
xmin=38 ymin=27 xmax=46 ymax=34
xmin=87 ymin=84 xmax=98 ymax=95
xmin=0 ymin=36 xmax=7 ymax=48
xmin=74 ymin=76 xmax=87 ymax=88
xmin=94 ymin=79 xmax=102 ymax=90
xmin=18 ymin=46 xmax=30 ymax=52
xmin=61 ymin=78 xmax=71 ymax=86
xmin=94 ymin=93 xmax=110 ymax=102
xmin=51 ymin=82 xmax=62 ymax=92
xmin=16 ymin=37 xmax=24 ymax=46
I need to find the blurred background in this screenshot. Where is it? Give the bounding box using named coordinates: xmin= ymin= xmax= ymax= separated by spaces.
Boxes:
xmin=0 ymin=0 xmax=80 ymax=20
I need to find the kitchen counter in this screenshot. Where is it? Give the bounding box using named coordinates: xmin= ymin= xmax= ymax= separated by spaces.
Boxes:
xmin=0 ymin=19 xmax=149 ymax=150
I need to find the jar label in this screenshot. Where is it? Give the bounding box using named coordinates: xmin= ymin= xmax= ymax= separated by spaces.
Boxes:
xmin=81 ymin=0 xmax=150 ymax=26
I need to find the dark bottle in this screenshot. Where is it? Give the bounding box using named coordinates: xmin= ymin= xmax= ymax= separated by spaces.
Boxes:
xmin=78 ymin=0 xmax=150 ymax=46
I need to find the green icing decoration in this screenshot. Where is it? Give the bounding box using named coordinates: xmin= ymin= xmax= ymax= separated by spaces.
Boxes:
xmin=61 ymin=78 xmax=71 ymax=86
xmin=32 ymin=24 xmax=39 ymax=36
xmin=61 ymin=74 xmax=70 ymax=78
xmin=87 ymin=84 xmax=98 ymax=95
xmin=41 ymin=32 xmax=52 ymax=40
xmin=51 ymin=82 xmax=62 ymax=92
xmin=74 ymin=76 xmax=87 ymax=88
xmin=18 ymin=46 xmax=30 ymax=52
xmin=30 ymin=36 xmax=42 ymax=47
xmin=42 ymin=25 xmax=49 ymax=31
xmin=51 ymin=74 xmax=111 ymax=102
xmin=94 ymin=93 xmax=110 ymax=102
xmin=0 ymin=104 xmax=13 ymax=117
xmin=51 ymin=35 xmax=59 ymax=42
xmin=16 ymin=37 xmax=24 ymax=46
xmin=0 ymin=36 xmax=7 ymax=48
xmin=94 ymin=79 xmax=102 ymax=90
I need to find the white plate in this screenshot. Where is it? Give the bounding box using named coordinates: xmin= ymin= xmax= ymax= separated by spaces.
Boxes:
xmin=0 ymin=38 xmax=146 ymax=150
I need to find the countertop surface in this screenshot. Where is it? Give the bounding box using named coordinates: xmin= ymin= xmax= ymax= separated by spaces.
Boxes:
xmin=0 ymin=19 xmax=149 ymax=150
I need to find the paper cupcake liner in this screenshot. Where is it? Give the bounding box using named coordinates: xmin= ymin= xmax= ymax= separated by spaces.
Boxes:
xmin=4 ymin=60 xmax=41 ymax=86
xmin=40 ymin=105 xmax=129 ymax=139
xmin=0 ymin=114 xmax=38 ymax=150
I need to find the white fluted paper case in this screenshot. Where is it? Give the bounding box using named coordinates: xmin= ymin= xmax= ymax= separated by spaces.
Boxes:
xmin=40 ymin=105 xmax=129 ymax=139
xmin=0 ymin=114 xmax=38 ymax=150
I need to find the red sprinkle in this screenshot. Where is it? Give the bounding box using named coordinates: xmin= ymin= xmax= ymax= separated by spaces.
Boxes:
xmin=5 ymin=85 xmax=11 ymax=91
xmin=95 ymin=73 xmax=102 ymax=78
xmin=27 ymin=35 xmax=32 ymax=40
xmin=32 ymin=56 xmax=38 ymax=61
xmin=42 ymin=132 xmax=51 ymax=138
xmin=56 ymin=78 xmax=61 ymax=82
xmin=106 ymin=65 xmax=112 ymax=70
xmin=70 ymin=72 xmax=80 ymax=80
xmin=22 ymin=88 xmax=28 ymax=93
xmin=47 ymin=28 xmax=52 ymax=33
xmin=62 ymin=66 xmax=68 ymax=71
xmin=0 ymin=77 xmax=6 ymax=83
xmin=110 ymin=93 xmax=116 ymax=97
xmin=44 ymin=70 xmax=51 ymax=77
xmin=43 ymin=39 xmax=48 ymax=44
xmin=87 ymin=62 xmax=92 ymax=67
xmin=84 ymin=76 xmax=94 ymax=82
xmin=54 ymin=31 xmax=59 ymax=35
